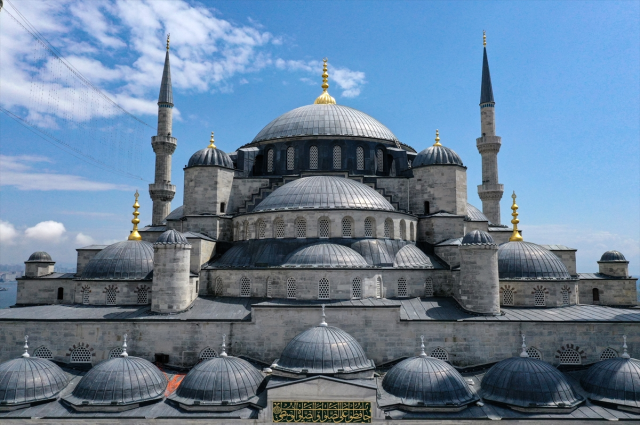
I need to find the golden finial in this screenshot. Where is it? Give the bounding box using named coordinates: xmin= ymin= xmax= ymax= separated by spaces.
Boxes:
xmin=509 ymin=191 xmax=523 ymax=242
xmin=166 ymin=34 xmax=170 ymax=51
xmin=433 ymin=129 xmax=442 ymax=147
xmin=128 ymin=190 xmax=142 ymax=241
xmin=314 ymin=58 xmax=336 ymax=105
xmin=207 ymin=131 xmax=216 ymax=149
xmin=483 ymin=30 xmax=486 ymax=47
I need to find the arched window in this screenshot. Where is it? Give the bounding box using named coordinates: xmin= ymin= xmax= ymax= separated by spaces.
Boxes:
xmin=214 ymin=276 xmax=223 ymax=296
xmin=424 ymin=201 xmax=430 ymax=215
xmin=364 ymin=217 xmax=375 ymax=238
xmin=318 ymin=217 xmax=330 ymax=238
xmin=410 ymin=222 xmax=415 ymax=241
xmin=109 ymin=347 xmax=124 ymax=359
xmin=266 ymin=277 xmax=273 ymax=298
xmin=376 ymin=277 xmax=383 ymax=299
xmin=243 ymin=221 xmax=249 ymax=240
xmin=267 ymin=149 xmax=274 ymax=173
xmin=397 ymin=277 xmax=408 ymax=298
xmin=561 ymin=288 xmax=570 ymax=305
xmin=424 ymin=278 xmax=434 ymax=297
xmin=352 ymin=277 xmax=362 ymax=299
xmin=600 ymin=348 xmax=618 ymax=360
xmin=318 ymin=278 xmax=330 ymax=300
xmin=295 ymin=217 xmax=307 ymax=238
xmin=199 ymin=347 xmax=218 ymax=360
xmin=82 ymin=287 xmax=90 ymax=305
xmin=558 ymin=348 xmax=581 ymax=365
xmin=384 ymin=218 xmax=393 ymax=239
xmin=57 ymin=287 xmax=64 ymax=300
xmin=502 ymin=289 xmax=514 ymax=305
xmin=341 ymin=217 xmax=353 ymax=238
xmin=356 ymin=146 xmax=364 ymax=170
xmin=376 ymin=149 xmax=384 ymax=172
xmin=592 ymin=288 xmax=600 ymax=303
xmin=256 ymin=219 xmax=266 ymax=239
xmin=526 ymin=347 xmax=542 ymax=360
xmin=309 ymin=146 xmax=319 ymax=169
xmin=220 ymin=202 xmax=226 ymax=214
xmin=33 ymin=346 xmax=53 ymax=360
xmin=430 ymin=347 xmax=449 ymax=362
xmin=287 ymin=146 xmax=295 ymax=170
xmin=273 ymin=218 xmax=285 ymax=238
xmin=400 ymin=220 xmax=406 ymax=240
xmin=137 ymin=287 xmax=149 ymax=304
xmin=70 ymin=347 xmax=92 ymax=363
xmin=240 ymin=277 xmax=251 ymax=297
xmin=105 ymin=288 xmax=117 ymax=305
xmin=286 ymin=278 xmax=296 ymax=299
xmin=533 ymin=288 xmax=546 ymax=306
xmin=333 ymin=145 xmax=341 ymax=169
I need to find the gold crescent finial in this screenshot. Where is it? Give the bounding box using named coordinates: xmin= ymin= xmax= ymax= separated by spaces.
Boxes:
xmin=509 ymin=191 xmax=524 ymax=242
xmin=314 ymin=57 xmax=336 ymax=105
xmin=208 ymin=131 xmax=216 ymax=149
xmin=166 ymin=34 xmax=170 ymax=51
xmin=433 ymin=129 xmax=442 ymax=147
xmin=128 ymin=190 xmax=142 ymax=241
xmin=483 ymin=30 xmax=486 ymax=47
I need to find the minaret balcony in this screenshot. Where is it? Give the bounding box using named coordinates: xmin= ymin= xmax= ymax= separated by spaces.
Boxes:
xmin=149 ymin=183 xmax=176 ymax=202
xmin=477 ymin=184 xmax=504 ymax=199
xmin=476 ymin=135 xmax=502 ymax=153
xmin=151 ymin=136 xmax=177 ymax=155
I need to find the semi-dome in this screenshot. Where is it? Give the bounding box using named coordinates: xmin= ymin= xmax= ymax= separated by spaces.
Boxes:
xmin=580 ymin=356 xmax=640 ymax=411
xmin=169 ymin=355 xmax=265 ymax=409
xmin=252 ymin=104 xmax=399 ymax=143
xmin=393 ymin=244 xmax=436 ymax=268
xmin=481 ymin=356 xmax=583 ymax=411
xmin=465 ymin=203 xmax=489 ymax=222
xmin=382 ymin=354 xmax=478 ymax=410
xmin=462 ymin=230 xmax=495 ymax=245
xmin=81 ymin=240 xmax=154 ymax=280
xmin=154 ymin=229 xmax=190 ymax=245
xmin=254 ymin=176 xmax=394 ymax=212
xmin=63 ymin=355 xmax=166 ymax=410
xmin=600 ymin=250 xmax=627 ymax=262
xmin=283 ymin=243 xmax=369 ymax=268
xmin=413 ymin=145 xmax=464 ymax=167
xmin=0 ymin=354 xmax=68 ymax=410
xmin=26 ymin=251 xmax=53 ymax=262
xmin=498 ymin=241 xmax=572 ymax=280
xmin=187 ymin=147 xmax=234 ymax=169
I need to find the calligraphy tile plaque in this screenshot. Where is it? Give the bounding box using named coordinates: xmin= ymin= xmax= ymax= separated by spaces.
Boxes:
xmin=272 ymin=401 xmax=372 ymax=423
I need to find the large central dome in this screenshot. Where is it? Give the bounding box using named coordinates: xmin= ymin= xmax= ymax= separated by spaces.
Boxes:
xmin=252 ymin=104 xmax=399 ymax=143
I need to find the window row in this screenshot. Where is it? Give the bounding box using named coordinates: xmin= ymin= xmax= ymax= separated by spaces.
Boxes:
xmin=265 ymin=146 xmax=386 ymax=172
xmin=500 ymin=285 xmax=572 ymax=307
xmin=234 ymin=217 xmax=415 ymax=241
xmin=33 ymin=345 xmax=221 ymax=363
xmin=78 ymin=286 xmax=150 ymax=305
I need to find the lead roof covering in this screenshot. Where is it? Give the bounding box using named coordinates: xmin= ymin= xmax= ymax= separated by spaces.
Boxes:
xmin=462 ymin=230 xmax=495 ymax=245
xmin=80 ymin=240 xmax=154 ymax=280
xmin=580 ymin=357 xmax=640 ymax=409
xmin=0 ymin=357 xmax=68 ymax=407
xmin=283 ymin=243 xmax=369 ymax=268
xmin=497 ymin=241 xmax=572 ymax=280
xmin=251 ymin=104 xmax=399 ymax=143
xmin=600 ymin=250 xmax=627 ymax=262
xmin=412 ymin=145 xmax=464 ymax=167
xmin=26 ymin=251 xmax=53 ymax=262
xmin=393 ymin=244 xmax=437 ymax=268
xmin=187 ymin=147 xmax=234 ymax=169
xmin=465 ymin=203 xmax=489 ymax=222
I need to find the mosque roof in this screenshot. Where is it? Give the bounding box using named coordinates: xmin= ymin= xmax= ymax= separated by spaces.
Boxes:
xmin=155 ymin=229 xmax=190 ymax=245
xmin=187 ymin=147 xmax=234 ymax=169
xmin=480 ymin=44 xmax=494 ymax=104
xmin=158 ymin=37 xmax=173 ymax=105
xmin=26 ymin=251 xmax=53 ymax=262
xmin=498 ymin=241 xmax=572 ymax=280
xmin=80 ymin=240 xmax=154 ymax=280
xmin=282 ymin=243 xmax=369 ymax=268
xmin=253 ymin=176 xmax=394 ymax=212
xmin=164 ymin=205 xmax=184 ymax=221
xmin=600 ymin=250 xmax=627 ymax=262
xmin=465 ymin=203 xmax=489 ymax=222
xmin=393 ymin=244 xmax=437 ymax=268
xmin=0 ymin=355 xmax=68 ymax=408
xmin=580 ymin=356 xmax=640 ymax=409
xmin=462 ymin=230 xmax=495 ymax=245
xmin=252 ymin=104 xmax=399 ymax=144
xmin=412 ymin=145 xmax=464 ymax=167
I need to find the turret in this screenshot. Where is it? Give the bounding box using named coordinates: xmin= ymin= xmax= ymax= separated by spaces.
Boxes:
xmin=476 ymin=31 xmax=504 ymax=225
xmin=149 ymin=34 xmax=177 ymax=225
xmin=458 ymin=230 xmax=500 ymax=315
xmin=152 ymin=229 xmax=193 ymax=313
xmin=24 ymin=252 xmax=55 ymax=277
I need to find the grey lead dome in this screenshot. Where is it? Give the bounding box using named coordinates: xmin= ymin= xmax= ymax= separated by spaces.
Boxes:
xmin=600 ymin=250 xmax=627 ymax=262
xmin=412 ymin=145 xmax=464 ymax=167
xmin=580 ymin=357 xmax=640 ymax=410
xmin=462 ymin=230 xmax=495 ymax=245
xmin=155 ymin=229 xmax=190 ymax=245
xmin=81 ymin=240 xmax=154 ymax=280
xmin=283 ymin=243 xmax=369 ymax=268
xmin=498 ymin=241 xmax=572 ymax=280
xmin=187 ymin=147 xmax=234 ymax=169
xmin=0 ymin=356 xmax=68 ymax=410
xmin=252 ymin=104 xmax=399 ymax=143
xmin=26 ymin=251 xmax=53 ymax=262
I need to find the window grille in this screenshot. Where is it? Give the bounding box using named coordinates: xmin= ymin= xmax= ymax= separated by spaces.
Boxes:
xmin=341 ymin=217 xmax=353 ymax=238
xmin=33 ymin=346 xmax=53 ymax=360
xmin=106 ymin=289 xmax=116 ymax=305
xmin=534 ymin=289 xmax=545 ymax=306
xmin=199 ymin=347 xmax=218 ymax=360
xmin=267 ymin=149 xmax=274 ymax=173
xmin=309 ymin=146 xmax=318 ymax=169
xmin=430 ymin=347 xmax=449 ymax=361
xmin=240 ymin=277 xmax=251 ymax=297
xmin=364 ymin=217 xmax=374 ymax=238
xmin=287 ymin=146 xmax=295 ymax=170
xmin=82 ymin=290 xmax=90 ymax=305
xmin=424 ymin=278 xmax=434 ymax=297
xmin=502 ymin=289 xmax=514 ymax=305
xmin=356 ymin=146 xmax=364 ymax=170
xmin=243 ymin=221 xmax=249 ymax=240
xmin=256 ymin=220 xmax=266 ymax=239
xmin=266 ymin=277 xmax=273 ymax=298
xmin=352 ymin=277 xmax=362 ymax=299
xmin=318 ymin=278 xmax=330 ymax=300
xmin=295 ymin=218 xmax=307 ymax=238
xmin=559 ymin=349 xmax=581 ymax=365
xmin=397 ymin=277 xmax=408 ymax=297
xmin=526 ymin=347 xmax=542 ymax=360
xmin=109 ymin=347 xmax=124 ymax=359
xmin=333 ymin=145 xmax=341 ymax=169
xmin=377 ymin=149 xmax=384 ymax=172
xmin=70 ymin=347 xmax=92 ymax=363
xmin=400 ymin=220 xmax=406 ymax=240
xmin=286 ymin=278 xmax=296 ymax=299
xmin=318 ymin=218 xmax=330 ymax=238
xmin=384 ymin=219 xmax=393 ymax=239
xmin=375 ymin=277 xmax=382 ymax=299
xmin=137 ymin=287 xmax=148 ymax=304
xmin=215 ymin=277 xmax=223 ymax=296
xmin=274 ymin=219 xmax=285 ymax=238
xmin=600 ymin=348 xmax=617 ymax=360
xmin=409 ymin=222 xmax=414 ymax=241
xmin=561 ymin=289 xmax=570 ymax=306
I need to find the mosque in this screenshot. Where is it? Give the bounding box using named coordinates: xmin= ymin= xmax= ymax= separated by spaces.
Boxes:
xmin=0 ymin=33 xmax=638 ymax=422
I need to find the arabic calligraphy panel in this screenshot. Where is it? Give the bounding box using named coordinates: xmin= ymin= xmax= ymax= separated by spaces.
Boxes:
xmin=272 ymin=401 xmax=371 ymax=423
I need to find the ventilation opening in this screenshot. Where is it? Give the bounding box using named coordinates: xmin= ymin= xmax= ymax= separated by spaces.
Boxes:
xmin=341 ymin=217 xmax=353 ymax=238
xmin=70 ymin=347 xmax=92 ymax=363
xmin=561 ymin=290 xmax=569 ymax=306
xmin=375 ymin=277 xmax=383 ymax=299
xmin=502 ymin=289 xmax=514 ymax=306
xmin=430 ymin=347 xmax=448 ymax=361
xmin=424 ymin=201 xmax=430 ymax=215
xmin=318 ymin=278 xmax=330 ymax=300
xmin=33 ymin=346 xmax=53 ymax=360
xmin=199 ymin=347 xmax=218 ymax=360
xmin=214 ymin=277 xmax=223 ymax=296
xmin=266 ymin=277 xmax=273 ymax=298
xmin=287 ymin=278 xmax=296 ymax=299
xmin=109 ymin=347 xmax=124 ymax=359
xmin=352 ymin=277 xmax=362 ymax=299
xmin=137 ymin=287 xmax=148 ymax=304
xmin=600 ymin=348 xmax=617 ymax=360
xmin=558 ymin=349 xmax=581 ymax=365
xmin=295 ymin=219 xmax=307 ymax=238
xmin=240 ymin=277 xmax=251 ymax=297
xmin=318 ymin=218 xmax=330 ymax=238
xmin=356 ymin=146 xmax=364 ymax=171
xmin=364 ymin=218 xmax=374 ymax=238
xmin=592 ymin=288 xmax=600 ymax=303
xmin=533 ymin=289 xmax=545 ymax=306
xmin=287 ymin=146 xmax=295 ymax=170
xmin=309 ymin=146 xmax=318 ymax=169
xmin=57 ymin=287 xmax=64 ymax=300
xmin=106 ymin=289 xmax=116 ymax=305
xmin=397 ymin=277 xmax=408 ymax=298
xmin=526 ymin=347 xmax=542 ymax=360
xmin=220 ymin=202 xmax=226 ymax=214
xmin=82 ymin=290 xmax=90 ymax=305
xmin=424 ymin=278 xmax=434 ymax=297
xmin=257 ymin=220 xmax=266 ymax=239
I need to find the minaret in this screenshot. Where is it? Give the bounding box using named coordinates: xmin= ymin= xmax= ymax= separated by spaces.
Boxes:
xmin=149 ymin=34 xmax=177 ymax=226
xmin=476 ymin=31 xmax=504 ymax=225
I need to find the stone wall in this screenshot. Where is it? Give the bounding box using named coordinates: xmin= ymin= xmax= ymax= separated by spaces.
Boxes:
xmin=152 ymin=244 xmax=193 ymax=313
xmin=598 ymin=261 xmax=629 ymax=277
xmin=375 ymin=177 xmax=409 ymax=212
xmin=487 ymin=227 xmax=512 ymax=245
xmin=417 ymin=216 xmax=465 ymax=244
xmin=187 ymin=238 xmax=216 ymax=275
xmin=434 ymin=245 xmax=460 ymax=268
xmin=227 ymin=178 xmax=271 ymax=214
xmin=546 ymin=248 xmax=577 ymax=276
xmin=183 ymin=166 xmax=234 ymax=216
xmin=410 ymin=166 xmax=467 ymax=217
xmin=16 ymin=278 xmax=75 ymax=305
xmin=578 ymin=278 xmax=638 ymax=306
xmin=75 ymin=247 xmax=104 ymax=276
xmin=499 ymin=280 xmax=578 ymax=307
xmin=458 ymin=244 xmax=500 ymax=315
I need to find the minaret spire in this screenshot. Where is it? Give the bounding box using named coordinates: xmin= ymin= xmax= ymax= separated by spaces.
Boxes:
xmin=128 ymin=191 xmax=142 ymax=241
xmin=314 ymin=58 xmax=336 ymax=105
xmin=149 ymin=33 xmax=177 ymax=226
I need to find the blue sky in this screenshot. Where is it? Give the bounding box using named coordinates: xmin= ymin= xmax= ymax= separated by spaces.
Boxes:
xmin=0 ymin=0 xmax=638 ymax=275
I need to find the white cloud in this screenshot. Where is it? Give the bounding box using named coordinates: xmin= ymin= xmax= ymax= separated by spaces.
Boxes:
xmin=332 ymin=68 xmax=366 ymax=98
xmin=0 ymin=220 xmax=19 ymax=245
xmin=75 ymin=232 xmax=96 ymax=246
xmin=25 ymin=221 xmax=66 ymax=242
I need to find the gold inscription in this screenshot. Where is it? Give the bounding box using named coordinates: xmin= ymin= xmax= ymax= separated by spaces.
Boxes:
xmin=272 ymin=401 xmax=372 ymax=423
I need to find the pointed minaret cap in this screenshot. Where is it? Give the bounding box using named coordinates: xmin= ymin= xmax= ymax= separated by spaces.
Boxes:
xmin=128 ymin=191 xmax=142 ymax=241
xmin=220 ymin=334 xmax=228 ymax=357
xmin=22 ymin=335 xmax=30 ymax=358
xmin=433 ymin=129 xmax=442 ymax=147
xmin=622 ymin=335 xmax=631 ymax=359
xmin=520 ymin=334 xmax=529 ymax=358
xmin=319 ymin=304 xmax=328 ymax=327
xmin=480 ymin=31 xmax=495 ymax=104
xmin=419 ymin=335 xmax=428 ymax=358
xmin=314 ymin=58 xmax=336 ymax=105
xmin=120 ymin=333 xmax=129 ymax=357
xmin=158 ymin=34 xmax=173 ymax=105
xmin=509 ymin=191 xmax=524 ymax=242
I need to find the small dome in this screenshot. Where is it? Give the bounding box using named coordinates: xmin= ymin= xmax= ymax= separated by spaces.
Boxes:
xmin=170 ymin=356 xmax=264 ymax=408
xmin=382 ymin=355 xmax=478 ymax=409
xmin=283 ymin=243 xmax=369 ymax=268
xmin=462 ymin=230 xmax=495 ymax=245
xmin=393 ymin=245 xmax=436 ymax=268
xmin=274 ymin=325 xmax=374 ymax=375
xmin=481 ymin=357 xmax=583 ymax=410
xmin=254 ymin=176 xmax=394 ymax=212
xmin=413 ymin=145 xmax=464 ymax=167
xmin=81 ymin=240 xmax=154 ymax=280
xmin=580 ymin=357 xmax=640 ymax=410
xmin=164 ymin=205 xmax=184 ymax=222
xmin=252 ymin=104 xmax=399 ymax=143
xmin=0 ymin=356 xmax=68 ymax=409
xmin=187 ymin=147 xmax=234 ymax=169
xmin=154 ymin=229 xmax=190 ymax=245
xmin=26 ymin=251 xmax=53 ymax=262
xmin=465 ymin=204 xmax=489 ymax=222
xmin=351 ymin=239 xmax=395 ymax=266
xmin=600 ymin=250 xmax=627 ymax=262
xmin=498 ymin=241 xmax=572 ymax=280
xmin=63 ymin=356 xmax=166 ymax=409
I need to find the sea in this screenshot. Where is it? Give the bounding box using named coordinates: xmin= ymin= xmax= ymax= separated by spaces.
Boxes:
xmin=0 ymin=281 xmax=17 ymax=309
